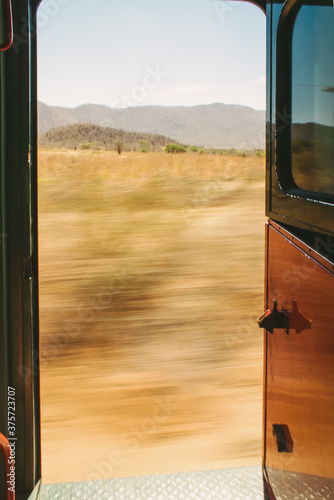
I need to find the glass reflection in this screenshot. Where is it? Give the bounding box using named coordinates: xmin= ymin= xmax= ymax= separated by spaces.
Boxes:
xmin=291 ymin=3 xmax=334 ymax=195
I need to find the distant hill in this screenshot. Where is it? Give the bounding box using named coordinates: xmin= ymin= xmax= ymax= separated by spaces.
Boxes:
xmin=292 ymin=122 xmax=334 ymax=145
xmin=38 ymin=123 xmax=179 ymax=151
xmin=38 ymin=102 xmax=265 ymax=149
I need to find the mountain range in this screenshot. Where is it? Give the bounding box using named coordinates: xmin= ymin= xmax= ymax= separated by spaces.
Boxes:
xmin=38 ymin=102 xmax=265 ymax=149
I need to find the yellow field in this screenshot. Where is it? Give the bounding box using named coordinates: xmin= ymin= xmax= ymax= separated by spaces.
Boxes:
xmin=38 ymin=149 xmax=266 ymax=484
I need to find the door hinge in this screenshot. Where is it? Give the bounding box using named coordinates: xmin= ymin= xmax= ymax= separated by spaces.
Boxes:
xmin=24 ymin=255 xmax=33 ymax=279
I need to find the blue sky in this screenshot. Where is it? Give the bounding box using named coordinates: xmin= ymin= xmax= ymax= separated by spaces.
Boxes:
xmin=37 ymin=0 xmax=266 ymax=110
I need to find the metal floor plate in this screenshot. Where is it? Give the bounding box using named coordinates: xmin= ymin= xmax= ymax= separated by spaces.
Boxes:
xmin=38 ymin=466 xmax=264 ymax=500
xmin=266 ymin=468 xmax=334 ymax=500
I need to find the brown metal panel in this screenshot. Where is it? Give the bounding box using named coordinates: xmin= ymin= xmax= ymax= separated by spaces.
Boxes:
xmin=264 ymin=222 xmax=334 ymax=496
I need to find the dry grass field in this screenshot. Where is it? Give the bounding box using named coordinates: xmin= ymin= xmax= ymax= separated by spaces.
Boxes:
xmin=38 ymin=149 xmax=266 ymax=484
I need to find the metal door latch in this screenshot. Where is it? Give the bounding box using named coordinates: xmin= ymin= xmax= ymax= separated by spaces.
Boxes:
xmin=272 ymin=424 xmax=293 ymax=453
xmin=257 ymin=299 xmax=289 ymax=334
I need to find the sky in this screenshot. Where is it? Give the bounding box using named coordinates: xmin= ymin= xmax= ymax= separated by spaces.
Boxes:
xmin=37 ymin=0 xmax=266 ymax=110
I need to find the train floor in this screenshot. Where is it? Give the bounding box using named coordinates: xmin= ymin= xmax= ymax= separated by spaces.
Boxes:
xmin=34 ymin=466 xmax=265 ymax=499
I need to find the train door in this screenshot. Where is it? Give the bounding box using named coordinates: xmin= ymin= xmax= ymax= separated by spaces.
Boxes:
xmin=1 ymin=0 xmax=268 ymax=496
xmin=0 ymin=0 xmax=40 ymax=498
xmin=262 ymin=1 xmax=334 ymax=498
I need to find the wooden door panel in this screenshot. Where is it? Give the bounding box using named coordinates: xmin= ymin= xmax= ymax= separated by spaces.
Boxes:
xmin=264 ymin=222 xmax=334 ymax=496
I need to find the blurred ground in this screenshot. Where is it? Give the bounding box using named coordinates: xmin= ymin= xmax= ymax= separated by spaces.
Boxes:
xmin=38 ymin=150 xmax=265 ymax=484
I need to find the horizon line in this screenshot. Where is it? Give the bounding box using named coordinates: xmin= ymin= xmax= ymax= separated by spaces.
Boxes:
xmin=38 ymin=101 xmax=266 ymax=112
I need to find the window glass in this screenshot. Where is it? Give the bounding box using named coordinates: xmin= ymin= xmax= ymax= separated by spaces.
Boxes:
xmin=291 ymin=3 xmax=334 ymax=195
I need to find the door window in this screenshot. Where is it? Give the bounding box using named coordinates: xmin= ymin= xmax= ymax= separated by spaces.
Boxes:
xmin=291 ymin=2 xmax=334 ymax=195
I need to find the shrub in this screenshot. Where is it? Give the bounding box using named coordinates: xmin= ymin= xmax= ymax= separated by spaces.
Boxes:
xmin=189 ymin=146 xmax=199 ymax=152
xmin=140 ymin=139 xmax=152 ymax=151
xmin=80 ymin=142 xmax=94 ymax=150
xmin=238 ymin=150 xmax=247 ymax=157
xmin=165 ymin=143 xmax=187 ymax=154
xmin=114 ymin=140 xmax=124 ymax=155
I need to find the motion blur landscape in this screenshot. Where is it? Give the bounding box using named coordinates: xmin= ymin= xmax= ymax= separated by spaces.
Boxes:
xmin=38 ymin=147 xmax=265 ymax=484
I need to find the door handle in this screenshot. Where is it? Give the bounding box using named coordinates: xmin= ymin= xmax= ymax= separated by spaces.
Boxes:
xmin=257 ymin=299 xmax=289 ymax=334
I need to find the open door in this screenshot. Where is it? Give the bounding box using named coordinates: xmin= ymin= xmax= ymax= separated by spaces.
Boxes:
xmin=262 ymin=1 xmax=334 ymax=497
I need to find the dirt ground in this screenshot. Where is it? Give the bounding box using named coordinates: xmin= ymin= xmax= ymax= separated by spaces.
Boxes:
xmin=38 ymin=150 xmax=265 ymax=484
